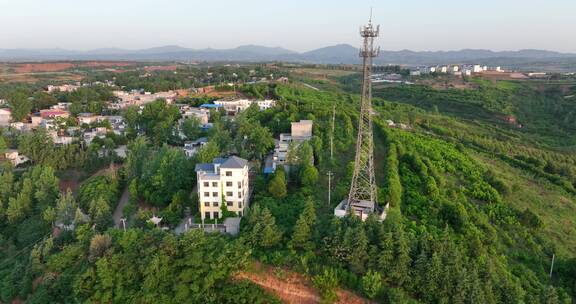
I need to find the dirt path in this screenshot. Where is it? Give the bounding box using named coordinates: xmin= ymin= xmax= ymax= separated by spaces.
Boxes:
xmin=235 ymin=264 xmax=372 ymax=304
xmin=113 ymin=187 xmax=130 ymax=228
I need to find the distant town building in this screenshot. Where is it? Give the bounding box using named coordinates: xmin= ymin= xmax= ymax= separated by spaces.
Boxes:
xmin=473 ymin=64 xmax=482 ymax=73
xmin=195 ymin=156 xmax=250 ymax=220
xmin=77 ymin=113 xmax=99 ymax=125
xmin=39 ymin=109 xmax=70 ymax=120
xmin=111 ymin=90 xmax=179 ymax=109
xmin=46 ymin=84 xmax=80 ymax=93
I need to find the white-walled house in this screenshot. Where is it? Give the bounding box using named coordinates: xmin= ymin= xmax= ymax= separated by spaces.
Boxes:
xmin=213 ymin=99 xmax=276 ymax=115
xmin=3 ymin=150 xmax=29 ymax=167
xmin=195 ymin=156 xmax=250 ymax=220
xmin=182 ymin=107 xmax=210 ymax=125
xmin=78 ymin=113 xmax=100 ymax=125
xmin=272 ymin=120 xmax=313 ymax=169
xmin=183 ymin=137 xmax=208 ymax=157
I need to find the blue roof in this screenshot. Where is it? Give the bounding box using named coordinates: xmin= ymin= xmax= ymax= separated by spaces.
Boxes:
xmin=195 ymin=163 xmax=214 ymax=172
xmin=200 ymin=104 xmax=223 ymax=108
xmin=264 ymin=167 xmax=275 ymax=174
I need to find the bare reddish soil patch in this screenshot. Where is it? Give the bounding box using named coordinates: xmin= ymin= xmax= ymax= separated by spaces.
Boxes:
xmin=236 ymin=264 xmax=372 ymax=304
xmin=80 ymin=61 xmax=134 ymax=68
xmin=13 ymin=61 xmax=135 ymax=73
xmin=15 ymin=62 xmax=75 ymax=73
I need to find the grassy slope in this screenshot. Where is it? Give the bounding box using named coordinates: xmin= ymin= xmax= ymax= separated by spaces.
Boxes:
xmin=473 ymin=152 xmax=576 ymax=256
xmin=336 ymin=72 xmax=576 ymax=257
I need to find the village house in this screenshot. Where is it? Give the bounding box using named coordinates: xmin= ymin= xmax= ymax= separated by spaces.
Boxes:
xmin=195 ymin=156 xmax=250 ymax=220
xmin=77 ymin=113 xmax=100 ymax=125
xmin=112 ymin=90 xmax=179 ymax=109
xmin=183 ymin=137 xmax=208 ymax=157
xmin=272 ymin=120 xmax=313 ymax=171
xmin=46 ymin=84 xmax=80 ymax=93
xmin=3 ymin=149 xmax=30 ymax=167
xmin=182 ymin=107 xmax=210 ymax=125
xmin=213 ymin=99 xmax=276 ymax=115
xmin=98 ymin=116 xmax=126 ymax=135
xmin=39 ymin=109 xmax=70 ymax=120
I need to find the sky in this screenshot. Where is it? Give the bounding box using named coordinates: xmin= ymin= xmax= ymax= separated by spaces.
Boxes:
xmin=0 ymin=0 xmax=575 ymax=53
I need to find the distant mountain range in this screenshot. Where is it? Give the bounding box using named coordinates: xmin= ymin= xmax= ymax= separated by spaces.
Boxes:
xmin=1 ymin=44 xmax=575 ymax=69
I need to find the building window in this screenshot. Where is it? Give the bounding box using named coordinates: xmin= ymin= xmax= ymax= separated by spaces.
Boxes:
xmin=227 ymin=201 xmax=233 ymax=207
xmin=226 ymin=171 xmax=232 ymax=176
xmin=239 ymin=202 xmax=243 ymax=208
xmin=204 ymin=202 xmax=209 ymax=207
xmin=212 ymin=192 xmax=218 ymax=197
xmin=204 ymin=192 xmax=210 ymax=197
xmin=226 ymin=181 xmax=232 ymax=187
xmin=238 ymin=192 xmax=242 ymax=198
xmin=213 ymin=211 xmax=219 ymax=219
xmin=238 ymin=182 xmax=242 ymax=189
xmin=212 ymin=182 xmax=218 ymax=187
xmin=213 ymin=202 xmax=219 ymax=207
xmin=226 ymin=191 xmax=233 ymax=197
xmin=203 ymin=182 xmax=209 ymax=187
xmin=205 ymin=212 xmax=210 ymax=219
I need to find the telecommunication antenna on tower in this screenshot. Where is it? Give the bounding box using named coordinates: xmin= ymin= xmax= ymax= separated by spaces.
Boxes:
xmin=346 ymin=13 xmax=380 ymax=219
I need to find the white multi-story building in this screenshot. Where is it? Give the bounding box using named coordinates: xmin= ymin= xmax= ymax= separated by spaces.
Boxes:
xmin=473 ymin=64 xmax=483 ymax=73
xmin=213 ymin=99 xmax=276 ymax=115
xmin=272 ymin=120 xmax=313 ymax=168
xmin=195 ymin=156 xmax=250 ymax=220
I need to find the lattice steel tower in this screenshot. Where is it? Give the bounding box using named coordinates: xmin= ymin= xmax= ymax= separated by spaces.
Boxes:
xmin=347 ymin=16 xmax=380 ymax=218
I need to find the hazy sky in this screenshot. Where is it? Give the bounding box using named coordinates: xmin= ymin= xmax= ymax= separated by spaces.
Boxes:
xmin=1 ymin=0 xmax=575 ymax=52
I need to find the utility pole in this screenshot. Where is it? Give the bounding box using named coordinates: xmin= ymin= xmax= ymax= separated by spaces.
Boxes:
xmin=120 ymin=218 xmax=126 ymax=232
xmin=326 ymin=171 xmax=333 ymax=207
xmin=550 ymin=253 xmax=555 ymax=279
xmin=330 ymin=104 xmax=335 ymax=160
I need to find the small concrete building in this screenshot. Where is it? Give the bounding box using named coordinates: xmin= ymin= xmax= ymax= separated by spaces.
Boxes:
xmin=0 ymin=108 xmax=12 ymax=126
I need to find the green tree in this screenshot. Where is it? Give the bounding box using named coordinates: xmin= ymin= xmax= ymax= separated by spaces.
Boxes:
xmin=361 ymin=270 xmax=382 ymax=299
xmin=300 ymin=165 xmax=319 ymax=187
xmin=181 ymin=116 xmax=201 ymax=140
xmin=256 ymin=208 xmax=282 ymax=248
xmin=6 ymin=178 xmax=33 ymax=223
xmin=55 ymin=190 xmax=78 ymax=228
xmin=126 ymin=136 xmax=150 ymax=179
xmin=268 ymin=168 xmax=287 ymax=198
xmin=291 ymin=200 xmax=317 ymax=250
xmin=139 ymin=146 xmax=193 ymax=207
xmin=312 ymin=268 xmax=339 ymax=304
xmin=9 ymin=91 xmax=33 ymax=122
xmin=32 ymin=166 xmax=60 ymax=212
xmin=196 ymin=140 xmax=220 ymax=163
xmin=297 ymin=141 xmax=314 ymax=166
xmin=235 ymin=118 xmax=274 ymax=160
xmin=88 ymin=197 xmax=112 ymax=232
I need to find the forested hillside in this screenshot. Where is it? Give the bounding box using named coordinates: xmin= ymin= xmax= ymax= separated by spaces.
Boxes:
xmin=0 ymin=74 xmax=575 ymax=303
